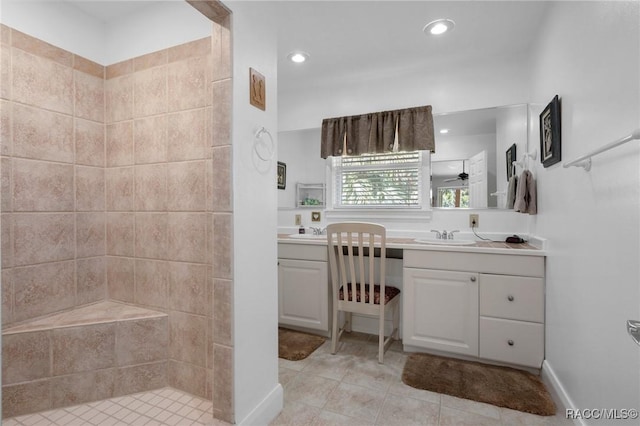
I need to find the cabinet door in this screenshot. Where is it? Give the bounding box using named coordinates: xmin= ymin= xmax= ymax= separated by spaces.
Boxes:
xmin=403 ymin=268 xmax=479 ymax=356
xmin=278 ymin=259 xmax=329 ymax=331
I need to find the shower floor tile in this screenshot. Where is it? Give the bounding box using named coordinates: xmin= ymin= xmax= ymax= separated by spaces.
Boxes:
xmin=4 ymin=387 xmax=229 ymax=426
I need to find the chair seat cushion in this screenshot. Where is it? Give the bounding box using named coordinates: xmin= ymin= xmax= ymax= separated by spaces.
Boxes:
xmin=339 ymin=283 xmax=400 ymax=305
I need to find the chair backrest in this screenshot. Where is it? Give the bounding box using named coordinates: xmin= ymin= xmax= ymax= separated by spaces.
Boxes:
xmin=326 ymin=222 xmax=386 ymax=309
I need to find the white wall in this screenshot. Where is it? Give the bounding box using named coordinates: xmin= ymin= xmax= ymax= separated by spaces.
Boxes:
xmin=227 ymin=1 xmax=282 ymax=424
xmin=495 ymin=104 xmax=529 ymax=208
xmin=0 ymin=0 xmax=211 ymax=65
xmin=529 ymin=2 xmax=640 ymax=423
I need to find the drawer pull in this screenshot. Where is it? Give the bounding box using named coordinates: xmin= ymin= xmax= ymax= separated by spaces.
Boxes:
xmin=470 ymin=276 xmax=477 ymax=282
xmin=507 ymin=295 xmax=514 ymax=302
xmin=507 ymin=339 xmax=514 ymax=346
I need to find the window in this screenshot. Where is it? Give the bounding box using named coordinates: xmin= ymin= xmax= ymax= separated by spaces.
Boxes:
xmin=437 ymin=187 xmax=469 ymax=208
xmin=328 ymin=151 xmax=430 ymax=215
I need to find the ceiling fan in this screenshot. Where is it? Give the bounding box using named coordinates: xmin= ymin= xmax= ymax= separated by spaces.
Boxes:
xmin=444 ymin=161 xmax=469 ymax=183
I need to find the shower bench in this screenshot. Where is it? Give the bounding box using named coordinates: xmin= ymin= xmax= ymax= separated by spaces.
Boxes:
xmin=2 ymin=301 xmax=168 ymax=418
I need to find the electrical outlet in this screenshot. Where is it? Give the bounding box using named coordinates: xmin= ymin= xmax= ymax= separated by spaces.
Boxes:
xmin=295 ymin=214 xmax=302 ymax=226
xmin=469 ymin=214 xmax=479 ymax=228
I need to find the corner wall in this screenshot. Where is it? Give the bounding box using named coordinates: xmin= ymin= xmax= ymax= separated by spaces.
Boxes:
xmin=528 ymin=2 xmax=640 ymax=422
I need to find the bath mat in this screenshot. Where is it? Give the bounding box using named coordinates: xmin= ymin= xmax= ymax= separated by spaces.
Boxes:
xmin=402 ymin=353 xmax=556 ymax=416
xmin=278 ymin=328 xmax=326 ymax=361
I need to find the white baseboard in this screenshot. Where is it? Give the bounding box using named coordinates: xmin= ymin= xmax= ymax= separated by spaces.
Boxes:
xmin=237 ymin=384 xmax=283 ymax=426
xmin=541 ymin=360 xmax=584 ymax=426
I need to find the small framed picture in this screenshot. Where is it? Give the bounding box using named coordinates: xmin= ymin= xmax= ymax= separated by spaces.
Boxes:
xmin=277 ymin=161 xmax=286 ymax=190
xmin=506 ymin=143 xmax=517 ymax=179
xmin=540 ymin=95 xmax=561 ymax=168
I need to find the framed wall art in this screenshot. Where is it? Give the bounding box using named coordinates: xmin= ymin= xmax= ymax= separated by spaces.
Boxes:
xmin=506 ymin=143 xmax=517 ymax=179
xmin=540 ymin=95 xmax=561 ymax=167
xmin=277 ymin=161 xmax=286 ymax=190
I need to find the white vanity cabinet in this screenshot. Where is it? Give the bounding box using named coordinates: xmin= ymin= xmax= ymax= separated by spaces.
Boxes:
xmin=277 ymin=243 xmax=329 ymax=333
xmin=403 ymin=249 xmax=545 ymax=368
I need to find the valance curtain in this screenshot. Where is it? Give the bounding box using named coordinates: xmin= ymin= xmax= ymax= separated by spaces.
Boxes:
xmin=320 ymin=105 xmax=435 ymax=158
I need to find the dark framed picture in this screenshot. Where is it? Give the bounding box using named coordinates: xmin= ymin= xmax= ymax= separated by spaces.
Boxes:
xmin=506 ymin=143 xmax=517 ymax=179
xmin=277 ymin=161 xmax=286 ymax=190
xmin=540 ymin=95 xmax=561 ymax=167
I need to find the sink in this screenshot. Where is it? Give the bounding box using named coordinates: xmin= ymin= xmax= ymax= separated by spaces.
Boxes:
xmin=414 ymin=238 xmax=476 ymax=246
xmin=287 ymin=234 xmax=327 ymax=240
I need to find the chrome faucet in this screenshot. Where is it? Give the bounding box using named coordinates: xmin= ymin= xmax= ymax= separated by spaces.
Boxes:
xmin=310 ymin=227 xmax=326 ymax=236
xmin=441 ymin=230 xmax=448 ymax=240
xmin=430 ymin=229 xmax=442 ymax=239
xmin=448 ymin=230 xmax=460 ymax=240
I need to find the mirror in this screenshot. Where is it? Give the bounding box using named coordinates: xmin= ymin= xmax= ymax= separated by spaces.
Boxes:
xmin=277 ymin=104 xmax=529 ymax=210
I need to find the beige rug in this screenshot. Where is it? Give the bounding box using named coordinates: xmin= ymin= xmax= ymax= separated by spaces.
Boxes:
xmin=402 ymin=353 xmax=556 ymax=416
xmin=278 ymin=328 xmax=326 ymax=361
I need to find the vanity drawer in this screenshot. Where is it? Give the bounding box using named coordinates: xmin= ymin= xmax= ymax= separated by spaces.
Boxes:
xmin=480 ymin=274 xmax=544 ymax=322
xmin=480 ymin=317 xmax=544 ymax=368
xmin=278 ymin=243 xmax=328 ymax=261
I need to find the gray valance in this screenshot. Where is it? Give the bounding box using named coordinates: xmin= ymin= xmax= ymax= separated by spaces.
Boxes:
xmin=320 ymin=105 xmax=435 ymax=158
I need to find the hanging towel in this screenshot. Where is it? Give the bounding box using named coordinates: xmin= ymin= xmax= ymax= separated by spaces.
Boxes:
xmin=514 ymin=170 xmax=537 ymax=215
xmin=506 ymin=175 xmax=518 ymax=209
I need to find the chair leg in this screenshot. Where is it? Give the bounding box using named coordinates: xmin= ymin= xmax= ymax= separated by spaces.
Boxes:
xmin=378 ymin=310 xmax=385 ymax=364
xmin=331 ymin=306 xmax=339 ymax=355
xmin=345 ymin=312 xmax=352 ymax=332
xmin=393 ymin=302 xmax=400 ymax=340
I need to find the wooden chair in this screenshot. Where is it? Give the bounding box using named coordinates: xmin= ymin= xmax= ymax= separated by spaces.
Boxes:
xmin=326 ymin=222 xmax=400 ymax=363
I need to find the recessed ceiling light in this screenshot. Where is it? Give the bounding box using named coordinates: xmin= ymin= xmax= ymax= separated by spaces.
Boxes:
xmin=423 ymin=19 xmax=455 ymax=36
xmin=287 ymin=51 xmax=310 ymax=63
xmin=440 ymin=129 xmax=450 ymax=134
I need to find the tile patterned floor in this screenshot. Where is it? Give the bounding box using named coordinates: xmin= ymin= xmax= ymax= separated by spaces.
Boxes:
xmin=272 ymin=332 xmax=574 ymax=426
xmin=5 ymin=333 xmax=573 ymax=426
xmin=4 ymin=387 xmax=227 ymax=426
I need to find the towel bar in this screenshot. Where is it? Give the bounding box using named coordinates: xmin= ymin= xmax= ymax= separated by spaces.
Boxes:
xmin=563 ymin=128 xmax=640 ymax=171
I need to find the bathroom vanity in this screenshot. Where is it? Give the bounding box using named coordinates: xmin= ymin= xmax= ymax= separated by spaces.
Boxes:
xmin=277 ymin=234 xmax=546 ymax=369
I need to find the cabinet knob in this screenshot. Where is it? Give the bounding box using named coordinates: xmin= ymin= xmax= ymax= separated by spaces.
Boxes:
xmin=507 ymin=339 xmax=514 ymax=346
xmin=470 ymin=276 xmax=477 ymax=282
xmin=507 ymin=295 xmax=514 ymax=302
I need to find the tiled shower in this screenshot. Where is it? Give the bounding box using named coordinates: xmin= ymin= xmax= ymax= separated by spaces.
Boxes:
xmin=1 ymin=4 xmax=233 ymax=423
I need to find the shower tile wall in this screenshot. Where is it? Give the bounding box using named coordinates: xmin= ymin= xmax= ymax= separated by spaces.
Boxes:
xmin=0 ymin=25 xmax=107 ymax=326
xmin=1 ymin=15 xmax=233 ymax=420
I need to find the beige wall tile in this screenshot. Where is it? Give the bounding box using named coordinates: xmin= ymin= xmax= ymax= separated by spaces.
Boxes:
xmin=213 ymin=344 xmax=233 ymax=420
xmin=135 ymin=213 xmax=167 ymax=259
xmin=134 ymin=259 xmax=169 ymax=309
xmin=0 ymin=24 xmax=9 ymax=45
xmin=135 ymin=164 xmax=167 ymax=211
xmin=12 ymin=103 xmax=74 ymax=163
xmin=168 ymin=360 xmax=207 ymax=399
xmin=116 ymin=317 xmax=168 ymax=366
xmin=73 ymin=55 xmax=104 ymax=79
xmin=75 ymin=118 xmax=105 ymax=167
xmin=168 ymin=109 xmax=206 ymax=161
xmin=134 ymin=66 xmax=167 ymax=118
xmin=1 ymin=44 xmax=11 ymax=101
xmin=12 ymin=49 xmax=73 ymax=114
xmin=169 ymin=262 xmax=208 ymax=316
xmin=12 ymin=261 xmax=75 ymax=322
xmin=169 ymin=310 xmax=207 ymax=366
xmin=75 ymin=70 xmax=104 ymax=123
xmin=106 ymin=121 xmax=133 ymax=167
xmin=168 ymin=38 xmax=211 ymax=63
xmin=2 ymin=380 xmax=51 ymax=418
xmin=106 ymin=59 xmax=133 ymax=80
xmin=76 ymin=166 xmax=105 ymax=211
xmin=76 ymin=257 xmax=106 ymax=305
xmin=134 ymin=49 xmax=167 ymax=72
xmin=212 ymin=213 xmax=232 ymax=279
xmin=2 ymin=330 xmax=51 ymax=384
xmin=167 ymin=161 xmax=205 ymax=211
xmin=106 ymin=212 xmax=134 ymax=257
xmin=168 ymin=57 xmax=207 ymax=112
xmin=52 ymin=323 xmax=116 ymax=375
xmin=211 ymin=146 xmax=232 ymax=212
xmin=0 ymin=99 xmax=11 ymax=156
xmin=115 ymin=361 xmax=167 ymax=396
xmin=107 ymin=256 xmax=134 ymax=303
xmin=2 ymin=267 xmax=13 ymax=324
xmin=212 ymin=20 xmax=232 ymax=82
xmin=1 ymin=213 xmax=12 ymax=268
xmin=11 ymin=29 xmax=72 ymax=67
xmin=13 ymin=213 xmax=74 ymax=266
xmin=13 ymin=159 xmax=74 ymax=211
xmin=106 ymin=167 xmax=134 ymax=211
xmin=50 ymin=369 xmax=115 ymax=409
xmin=1 ymin=157 xmax=11 ymax=212
xmin=213 ymin=279 xmax=232 ymax=346
xmin=105 ymin=74 xmax=133 ymax=123
xmin=211 ymin=79 xmax=231 ymax=147
xmin=76 ymin=212 xmax=106 ymax=258
xmin=134 ymin=115 xmax=167 ymax=164
xmin=167 ymin=213 xmax=206 ymax=263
